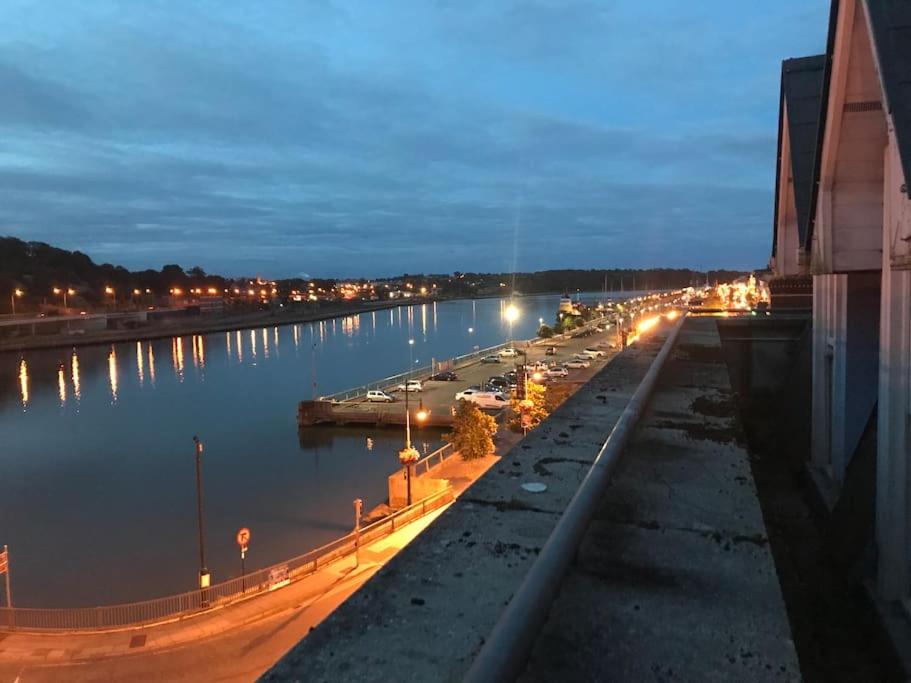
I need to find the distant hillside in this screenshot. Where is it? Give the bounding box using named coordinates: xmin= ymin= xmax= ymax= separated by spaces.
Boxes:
xmin=0 ymin=235 xmax=748 ymax=313
xmin=0 ymin=236 xmax=226 ymax=310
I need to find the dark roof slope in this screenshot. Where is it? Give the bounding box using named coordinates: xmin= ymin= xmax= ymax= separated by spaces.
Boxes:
xmin=772 ymin=55 xmax=827 ymax=257
xmin=866 ymin=0 xmax=911 ymax=195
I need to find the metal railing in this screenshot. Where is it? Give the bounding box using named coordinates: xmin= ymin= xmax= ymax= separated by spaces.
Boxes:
xmin=413 ymin=442 xmax=455 ymax=477
xmin=0 ymin=487 xmax=454 ymax=633
xmin=465 ymin=314 xmax=687 ymax=682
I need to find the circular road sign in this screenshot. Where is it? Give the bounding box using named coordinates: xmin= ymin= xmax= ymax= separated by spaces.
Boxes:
xmin=236 ymin=527 xmax=251 ymax=548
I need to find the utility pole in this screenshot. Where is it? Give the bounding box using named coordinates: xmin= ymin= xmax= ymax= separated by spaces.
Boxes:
xmin=192 ymin=436 xmax=210 ymax=604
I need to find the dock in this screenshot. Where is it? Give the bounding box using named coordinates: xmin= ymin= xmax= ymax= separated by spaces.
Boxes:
xmin=297 ymin=399 xmax=455 ymax=427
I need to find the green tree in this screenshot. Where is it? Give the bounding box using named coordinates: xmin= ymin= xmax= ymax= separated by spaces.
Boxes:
xmin=537 ymin=323 xmax=554 ymax=338
xmin=448 ymin=400 xmax=497 ymax=461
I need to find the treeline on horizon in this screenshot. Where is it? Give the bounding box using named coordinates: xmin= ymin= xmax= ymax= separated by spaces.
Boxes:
xmin=0 ymin=236 xmax=748 ymax=304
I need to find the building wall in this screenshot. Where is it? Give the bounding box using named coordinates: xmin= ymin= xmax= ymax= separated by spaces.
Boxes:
xmin=811 ymin=272 xmax=879 ymax=489
xmin=876 ymin=126 xmax=911 ymax=602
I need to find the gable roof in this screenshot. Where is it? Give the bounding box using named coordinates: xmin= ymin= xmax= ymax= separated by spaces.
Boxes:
xmin=865 ymin=0 xmax=911 ymax=195
xmin=772 ymin=55 xmax=827 ymax=258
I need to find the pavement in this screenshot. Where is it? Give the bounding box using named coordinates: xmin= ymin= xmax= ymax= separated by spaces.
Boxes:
xmin=0 ymin=506 xmax=448 ymax=683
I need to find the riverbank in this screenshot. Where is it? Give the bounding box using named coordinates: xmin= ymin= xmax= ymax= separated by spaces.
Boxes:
xmin=0 ymin=299 xmax=404 ymax=354
xmin=0 ymin=288 xmax=645 ymax=355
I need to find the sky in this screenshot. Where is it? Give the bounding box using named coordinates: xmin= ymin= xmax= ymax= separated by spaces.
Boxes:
xmin=1 ymin=0 xmax=831 ymax=278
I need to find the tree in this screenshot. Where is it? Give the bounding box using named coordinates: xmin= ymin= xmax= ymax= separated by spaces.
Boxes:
xmin=448 ymin=400 xmax=497 ymax=461
xmin=537 ymin=323 xmax=554 ymax=338
xmin=508 ymin=381 xmax=548 ymax=433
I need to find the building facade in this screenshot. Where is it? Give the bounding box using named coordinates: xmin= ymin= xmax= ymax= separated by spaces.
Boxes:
xmin=780 ymin=0 xmax=911 ymax=624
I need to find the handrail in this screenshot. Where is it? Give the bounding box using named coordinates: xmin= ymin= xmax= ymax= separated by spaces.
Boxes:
xmin=464 ymin=314 xmax=687 ymax=682
xmin=0 ymin=487 xmax=454 ymax=633
xmin=413 ymin=442 xmax=455 ymax=477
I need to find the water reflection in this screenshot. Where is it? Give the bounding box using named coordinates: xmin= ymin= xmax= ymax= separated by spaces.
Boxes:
xmin=18 ymin=358 xmax=28 ymax=408
xmin=262 ymin=328 xmax=269 ymax=359
xmin=72 ymin=351 xmax=81 ymax=400
xmin=57 ymin=365 xmax=66 ymax=405
xmin=136 ymin=341 xmax=144 ymax=387
xmin=235 ymin=330 xmax=243 ymax=363
xmin=173 ymin=337 xmax=184 ymax=381
xmin=146 ymin=343 xmax=155 ymax=386
xmin=108 ymin=347 xmax=118 ymax=403
xmin=250 ymin=329 xmax=257 ymax=359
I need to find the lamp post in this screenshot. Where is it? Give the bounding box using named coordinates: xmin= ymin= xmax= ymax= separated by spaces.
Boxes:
xmin=398 ymin=339 xmax=419 ymax=506
xmin=192 ymin=436 xmax=210 ymax=604
xmin=10 ymin=288 xmax=23 ymax=315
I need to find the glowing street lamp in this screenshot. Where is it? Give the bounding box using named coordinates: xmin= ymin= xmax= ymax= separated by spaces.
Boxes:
xmin=104 ymin=286 xmax=115 ymax=297
xmin=10 ymin=288 xmax=23 ymax=315
xmin=53 ymin=287 xmax=75 ymax=309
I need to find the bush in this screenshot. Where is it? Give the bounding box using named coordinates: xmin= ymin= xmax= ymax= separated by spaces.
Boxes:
xmin=538 ymin=324 xmax=554 ymax=338
xmin=448 ymin=400 xmax=498 ymax=460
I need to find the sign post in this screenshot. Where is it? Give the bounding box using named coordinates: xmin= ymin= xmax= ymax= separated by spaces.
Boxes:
xmin=236 ymin=528 xmax=251 ymax=593
xmin=1 ymin=545 xmax=12 ymax=629
xmin=353 ymin=499 xmax=363 ymax=568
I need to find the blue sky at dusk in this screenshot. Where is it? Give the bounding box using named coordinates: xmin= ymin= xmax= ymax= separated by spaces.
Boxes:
xmin=1 ymin=0 xmax=830 ymax=277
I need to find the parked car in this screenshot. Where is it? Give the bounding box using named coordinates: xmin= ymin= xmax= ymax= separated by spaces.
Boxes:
xmin=503 ymin=370 xmax=518 ymax=383
xmin=580 ymin=348 xmax=605 ymax=358
xmin=545 ymin=346 xmax=557 ymax=356
xmin=565 ymin=358 xmax=590 ymax=369
xmin=545 ymin=366 xmax=569 ymax=378
xmin=499 ymin=347 xmax=520 ymax=358
xmin=429 ymin=371 xmax=458 ymax=381
xmin=487 ymin=376 xmax=511 ymax=391
xmin=455 ymin=389 xmax=508 ymax=409
xmin=529 ymin=361 xmax=549 ymax=373
xmin=366 ymin=390 xmax=395 ymax=403
xmin=393 ymin=380 xmax=423 ymax=392
xmin=480 ymin=355 xmax=502 ymax=364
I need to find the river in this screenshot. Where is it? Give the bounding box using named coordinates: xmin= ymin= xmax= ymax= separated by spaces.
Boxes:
xmin=0 ymin=292 xmax=629 ymax=607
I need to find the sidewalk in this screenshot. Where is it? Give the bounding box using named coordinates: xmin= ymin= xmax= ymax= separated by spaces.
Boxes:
xmin=0 ymin=506 xmax=447 ymax=683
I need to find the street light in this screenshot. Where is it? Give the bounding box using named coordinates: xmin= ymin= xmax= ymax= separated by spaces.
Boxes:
xmin=192 ymin=436 xmax=211 ymax=603
xmin=53 ymin=287 xmax=74 ymax=310
xmin=399 ymin=339 xmax=419 ymax=506
xmin=10 ymin=288 xmax=23 ymax=315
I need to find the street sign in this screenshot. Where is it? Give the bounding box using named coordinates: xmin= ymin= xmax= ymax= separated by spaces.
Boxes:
xmin=236 ymin=527 xmax=251 ymax=548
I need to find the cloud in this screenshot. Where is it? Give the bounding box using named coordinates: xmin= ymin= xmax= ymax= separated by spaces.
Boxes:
xmin=0 ymin=0 xmax=830 ymax=276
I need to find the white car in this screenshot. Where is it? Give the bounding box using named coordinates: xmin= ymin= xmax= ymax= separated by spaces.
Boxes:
xmin=455 ymin=389 xmax=508 ymax=409
xmin=580 ymin=348 xmax=605 ymax=359
xmin=499 ymin=347 xmax=520 ymax=358
xmin=565 ymin=358 xmax=590 ymax=369
xmin=545 ymin=366 xmax=569 ymax=378
xmin=529 ymin=360 xmax=549 ymax=372
xmin=366 ymin=390 xmax=395 ymax=403
xmin=393 ymin=380 xmax=423 ymax=392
